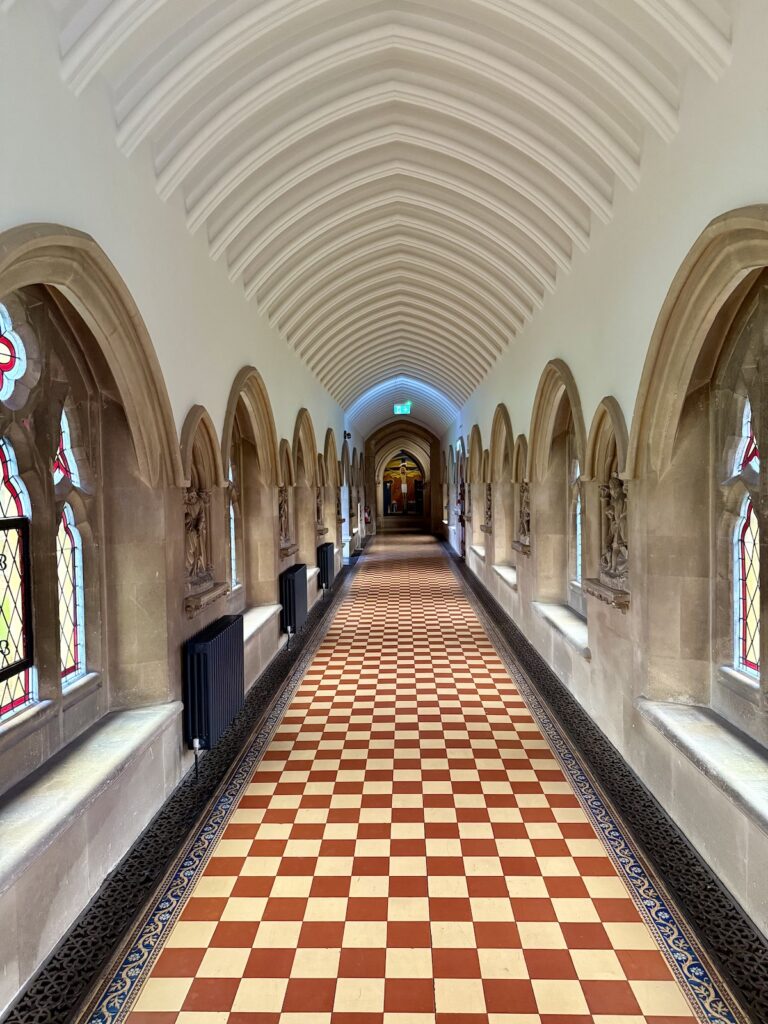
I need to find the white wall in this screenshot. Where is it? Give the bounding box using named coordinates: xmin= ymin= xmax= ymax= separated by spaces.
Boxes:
xmin=0 ymin=1 xmax=344 ymax=447
xmin=448 ymin=0 xmax=768 ymax=449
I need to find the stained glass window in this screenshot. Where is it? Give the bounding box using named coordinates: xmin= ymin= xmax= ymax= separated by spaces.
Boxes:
xmin=52 ymin=410 xmax=81 ymax=487
xmin=228 ymin=464 xmax=239 ymax=587
xmin=0 ymin=303 xmax=28 ymax=404
xmin=735 ymin=497 xmax=760 ymax=674
xmin=738 ymin=401 xmax=760 ymax=473
xmin=574 ymin=490 xmax=583 ymax=583
xmin=0 ymin=438 xmax=33 ymax=717
xmin=57 ymin=503 xmax=85 ymax=683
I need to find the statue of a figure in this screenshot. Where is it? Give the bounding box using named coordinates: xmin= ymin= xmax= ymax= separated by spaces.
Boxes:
xmin=600 ymin=477 xmax=628 ymax=585
xmin=518 ymin=481 xmax=530 ymax=544
xmin=485 ymin=483 xmax=493 ymax=527
xmin=336 ymin=491 xmax=342 ymax=518
xmin=278 ymin=485 xmax=290 ymax=543
xmin=184 ymin=488 xmax=210 ymax=578
xmin=316 ymin=486 xmax=323 ymax=525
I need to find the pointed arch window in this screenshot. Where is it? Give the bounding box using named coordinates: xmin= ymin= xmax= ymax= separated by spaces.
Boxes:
xmin=0 ymin=302 xmax=28 ymax=404
xmin=733 ymin=402 xmax=760 ymax=676
xmin=575 ymin=490 xmax=583 ymax=583
xmin=52 ymin=410 xmax=81 ymax=487
xmin=0 ymin=438 xmax=34 ymax=717
xmin=735 ymin=496 xmax=760 ymax=674
xmin=57 ymin=503 xmax=85 ymax=682
xmin=52 ymin=411 xmax=86 ymax=684
xmin=228 ymin=463 xmax=239 ymax=588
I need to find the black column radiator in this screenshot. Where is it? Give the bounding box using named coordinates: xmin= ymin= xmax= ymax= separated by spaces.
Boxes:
xmin=279 ymin=562 xmax=308 ymax=634
xmin=183 ymin=614 xmax=244 ymax=750
xmin=317 ymin=541 xmax=335 ymax=589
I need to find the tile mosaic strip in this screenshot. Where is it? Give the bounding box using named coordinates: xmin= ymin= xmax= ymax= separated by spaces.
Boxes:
xmin=447 ymin=545 xmax=768 ymax=1024
xmin=72 ymin=536 xmax=753 ymax=1024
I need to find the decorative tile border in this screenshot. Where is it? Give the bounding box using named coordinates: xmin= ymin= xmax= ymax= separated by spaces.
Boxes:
xmin=3 ymin=551 xmax=365 ymax=1024
xmin=446 ymin=545 xmax=768 ymax=1024
xmin=77 ymin=561 xmax=360 ymax=1024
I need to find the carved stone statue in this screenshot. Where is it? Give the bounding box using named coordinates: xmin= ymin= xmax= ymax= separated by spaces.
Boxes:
xmin=485 ymin=483 xmax=492 ymax=528
xmin=316 ymin=486 xmax=324 ymax=526
xmin=599 ymin=477 xmax=628 ymax=590
xmin=184 ymin=487 xmax=212 ymax=586
xmin=518 ymin=481 xmax=530 ymax=544
xmin=278 ymin=485 xmax=290 ymax=544
xmin=336 ymin=490 xmax=342 ymax=518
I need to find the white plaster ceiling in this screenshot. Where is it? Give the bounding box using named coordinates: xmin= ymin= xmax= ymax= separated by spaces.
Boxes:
xmin=22 ymin=0 xmax=732 ymax=431
xmin=345 ymin=376 xmax=459 ymax=437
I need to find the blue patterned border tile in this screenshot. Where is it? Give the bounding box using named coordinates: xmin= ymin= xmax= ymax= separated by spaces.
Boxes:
xmin=80 ymin=572 xmax=355 ymax=1024
xmin=457 ymin=567 xmax=748 ymax=1024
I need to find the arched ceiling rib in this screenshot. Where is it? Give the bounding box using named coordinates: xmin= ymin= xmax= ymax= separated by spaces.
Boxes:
xmin=346 ymin=377 xmax=460 ymax=437
xmin=19 ymin=0 xmax=733 ymax=420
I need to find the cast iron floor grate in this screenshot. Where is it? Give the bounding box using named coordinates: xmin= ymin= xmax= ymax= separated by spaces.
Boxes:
xmin=3 ymin=550 xmax=365 ymax=1024
xmin=445 ymin=542 xmax=768 ymax=1024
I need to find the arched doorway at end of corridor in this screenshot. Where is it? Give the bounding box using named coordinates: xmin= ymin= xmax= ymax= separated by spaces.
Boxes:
xmin=382 ymin=450 xmax=425 ymax=518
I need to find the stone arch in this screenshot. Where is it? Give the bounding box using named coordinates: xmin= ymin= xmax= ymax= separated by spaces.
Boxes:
xmin=585 ymin=398 xmax=629 ymax=481
xmin=0 ymin=223 xmax=182 ymax=487
xmin=468 ymin=425 xmax=484 ymax=484
xmin=628 ymin=206 xmax=768 ymax=479
xmin=340 ymin=440 xmax=352 ymax=485
xmin=221 ymin=366 xmax=280 ymax=487
xmin=324 ymin=429 xmax=340 ymax=488
xmin=292 ymin=408 xmax=319 ymax=487
xmin=279 ymin=438 xmax=295 ymax=487
xmin=528 ymin=359 xmax=586 ymax=482
xmin=180 ymin=405 xmax=225 ymax=489
xmin=512 ymin=435 xmax=529 ymax=483
xmin=490 ymin=404 xmax=515 ymax=483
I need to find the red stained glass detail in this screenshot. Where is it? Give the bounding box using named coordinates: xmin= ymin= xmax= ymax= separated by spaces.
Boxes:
xmin=738 ymin=500 xmax=760 ymax=674
xmin=0 ymin=440 xmax=31 ymax=716
xmin=742 ymin=431 xmax=759 ymax=472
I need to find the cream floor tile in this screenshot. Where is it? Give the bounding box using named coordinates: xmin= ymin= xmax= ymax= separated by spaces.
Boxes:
xmin=532 ymin=978 xmax=590 ymax=1015
xmin=386 ymin=947 xmax=433 ymax=977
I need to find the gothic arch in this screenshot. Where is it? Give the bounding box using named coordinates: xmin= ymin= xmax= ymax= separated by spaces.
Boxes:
xmin=180 ymin=405 xmax=225 ymax=488
xmin=585 ymin=397 xmax=629 ymax=481
xmin=528 ymin=358 xmax=586 ymax=481
xmin=221 ymin=366 xmax=280 ymax=487
xmin=628 ymin=205 xmax=768 ymax=479
xmin=292 ymin=408 xmax=319 ymax=487
xmin=342 ymin=440 xmax=354 ymax=487
xmin=490 ymin=403 xmax=515 ymax=482
xmin=324 ymin=429 xmax=340 ymax=488
xmin=279 ymin=438 xmax=295 ymax=487
xmin=468 ymin=425 xmax=484 ymax=483
xmin=512 ymin=434 xmax=529 ymax=483
xmin=0 ymin=223 xmax=182 ymax=487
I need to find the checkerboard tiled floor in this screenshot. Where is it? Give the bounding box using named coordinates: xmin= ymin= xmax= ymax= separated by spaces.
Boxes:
xmin=125 ymin=535 xmax=709 ymax=1023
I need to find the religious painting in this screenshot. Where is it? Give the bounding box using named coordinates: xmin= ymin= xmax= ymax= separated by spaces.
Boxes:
xmin=383 ymin=452 xmax=424 ymax=516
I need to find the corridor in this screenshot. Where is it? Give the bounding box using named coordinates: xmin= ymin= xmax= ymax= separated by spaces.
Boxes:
xmin=101 ymin=536 xmax=738 ymax=1024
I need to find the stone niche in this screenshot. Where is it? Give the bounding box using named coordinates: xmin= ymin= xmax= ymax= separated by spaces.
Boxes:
xmin=181 ymin=409 xmax=228 ymax=619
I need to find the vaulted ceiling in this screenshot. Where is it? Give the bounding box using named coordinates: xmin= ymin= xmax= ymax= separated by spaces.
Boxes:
xmin=21 ymin=0 xmax=732 ymax=430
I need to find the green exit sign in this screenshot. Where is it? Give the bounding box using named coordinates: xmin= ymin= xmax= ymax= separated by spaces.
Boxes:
xmin=393 ymin=401 xmax=412 ymax=415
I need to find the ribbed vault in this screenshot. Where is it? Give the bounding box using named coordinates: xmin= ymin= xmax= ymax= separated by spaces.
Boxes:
xmin=19 ymin=0 xmax=733 ymax=413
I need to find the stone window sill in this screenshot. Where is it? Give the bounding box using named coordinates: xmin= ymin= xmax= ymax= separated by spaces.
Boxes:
xmin=62 ymin=671 xmax=102 ymax=711
xmin=0 ymin=702 xmax=182 ymax=895
xmin=637 ymin=698 xmax=768 ymax=833
xmin=243 ymin=604 xmax=281 ymax=644
xmin=307 ymin=566 xmax=320 ymax=583
xmin=470 ymin=544 xmax=486 ymax=561
xmin=0 ymin=699 xmax=56 ymax=753
xmin=718 ymin=665 xmax=761 ymax=706
xmin=533 ymin=602 xmax=591 ymax=660
xmin=492 ymin=564 xmax=518 ymax=591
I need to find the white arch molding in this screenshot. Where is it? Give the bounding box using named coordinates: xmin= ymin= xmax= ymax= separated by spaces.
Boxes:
xmin=3 ymin=0 xmax=733 ymax=412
